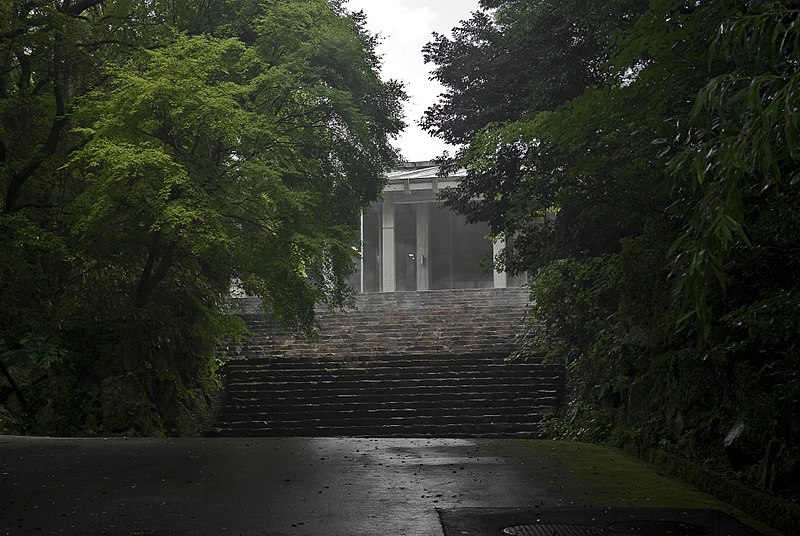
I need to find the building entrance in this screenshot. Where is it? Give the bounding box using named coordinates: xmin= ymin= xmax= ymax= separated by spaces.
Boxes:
xmin=394 ymin=204 xmax=417 ymax=292
xmin=355 ymin=162 xmax=522 ymax=293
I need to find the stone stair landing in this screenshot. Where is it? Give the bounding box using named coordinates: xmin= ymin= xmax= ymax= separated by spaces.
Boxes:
xmin=218 ymin=288 xmax=533 ymax=360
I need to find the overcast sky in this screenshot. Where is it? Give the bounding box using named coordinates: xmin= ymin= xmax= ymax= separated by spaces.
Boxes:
xmin=344 ymin=0 xmax=479 ymax=162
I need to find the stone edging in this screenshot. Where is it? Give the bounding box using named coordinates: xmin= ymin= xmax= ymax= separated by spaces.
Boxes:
xmin=623 ymin=444 xmax=799 ymax=536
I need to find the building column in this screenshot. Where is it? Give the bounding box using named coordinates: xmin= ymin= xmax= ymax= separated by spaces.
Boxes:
xmin=381 ymin=199 xmax=396 ymax=292
xmin=493 ymin=237 xmax=508 ymax=289
xmin=416 ymin=204 xmax=430 ymax=291
xmin=359 ymin=212 xmax=364 ymax=294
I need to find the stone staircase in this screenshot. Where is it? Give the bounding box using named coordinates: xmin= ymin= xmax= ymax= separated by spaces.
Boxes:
xmin=210 ymin=288 xmax=565 ymax=437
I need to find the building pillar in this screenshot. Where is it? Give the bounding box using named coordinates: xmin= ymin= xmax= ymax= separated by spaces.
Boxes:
xmin=493 ymin=238 xmax=508 ymax=289
xmin=416 ymin=204 xmax=430 ymax=291
xmin=359 ymin=212 xmax=364 ymax=293
xmin=381 ymin=199 xmax=396 ymax=292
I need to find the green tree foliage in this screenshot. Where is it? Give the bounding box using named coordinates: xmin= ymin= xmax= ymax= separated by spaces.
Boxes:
xmin=0 ymin=0 xmax=404 ymax=436
xmin=669 ymin=2 xmax=800 ymax=335
xmin=421 ymin=0 xmax=646 ymax=145
xmin=426 ymin=0 xmax=800 ymax=494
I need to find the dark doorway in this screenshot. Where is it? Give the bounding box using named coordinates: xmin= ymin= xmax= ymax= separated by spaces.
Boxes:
xmin=394 ymin=204 xmax=417 ymax=291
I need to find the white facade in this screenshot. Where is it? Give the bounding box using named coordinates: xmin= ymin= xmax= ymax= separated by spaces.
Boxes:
xmin=354 ymin=162 xmax=524 ymax=293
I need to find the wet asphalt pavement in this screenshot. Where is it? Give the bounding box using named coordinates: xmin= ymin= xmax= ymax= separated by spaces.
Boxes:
xmin=0 ymin=436 xmax=561 ymax=536
xmin=1 ymin=436 xmax=777 ymax=536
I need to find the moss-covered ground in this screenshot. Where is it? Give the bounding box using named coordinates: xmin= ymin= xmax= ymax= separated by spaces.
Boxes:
xmin=489 ymin=439 xmax=785 ymax=536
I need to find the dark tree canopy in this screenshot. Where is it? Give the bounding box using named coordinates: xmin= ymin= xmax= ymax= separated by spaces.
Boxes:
xmin=0 ymin=0 xmax=405 ymax=436
xmin=421 ymin=0 xmax=647 ymax=145
xmin=424 ymin=0 xmax=800 ymax=496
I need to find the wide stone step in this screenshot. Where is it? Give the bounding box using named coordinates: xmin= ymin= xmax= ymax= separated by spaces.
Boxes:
xmin=220 ymin=399 xmax=555 ymax=409
xmin=224 ymin=388 xmax=559 ymax=404
xmin=223 ymin=373 xmax=562 ymax=387
xmin=223 ymin=375 xmax=561 ymax=388
xmin=220 ymin=345 xmax=522 ymax=358
xmin=214 ymin=414 xmax=546 ymax=430
xmin=224 ymin=383 xmax=562 ymax=399
xmin=224 ymin=362 xmax=553 ymax=373
xmin=220 ymin=357 xmax=555 ymax=371
xmin=218 ymin=404 xmax=554 ymax=420
xmin=226 ymin=352 xmax=540 ymax=370
xmin=225 ymin=386 xmax=561 ymax=399
xmin=209 ymin=422 xmax=545 ymax=438
xmin=224 ymin=370 xmax=560 ymax=382
xmin=222 ymin=355 xmax=549 ymax=369
xmin=221 ymin=397 xmax=561 ymax=415
xmin=223 ymin=361 xmax=557 ymax=373
xmin=223 ymin=390 xmax=559 ymax=405
xmin=222 ymin=364 xmax=549 ymax=374
xmin=223 ymin=360 xmax=545 ymax=370
xmin=215 ymin=419 xmax=552 ymax=432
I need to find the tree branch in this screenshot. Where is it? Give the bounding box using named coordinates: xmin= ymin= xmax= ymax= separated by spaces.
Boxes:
xmin=135 ymin=231 xmax=162 ymax=299
xmin=4 ymin=45 xmax=67 ymax=212
xmin=75 ymin=39 xmax=139 ymax=51
xmin=0 ymin=358 xmax=29 ymax=408
xmin=135 ymin=232 xmax=178 ymax=301
xmin=63 ymin=0 xmax=107 ymax=16
xmin=0 ymin=27 xmax=28 ymax=41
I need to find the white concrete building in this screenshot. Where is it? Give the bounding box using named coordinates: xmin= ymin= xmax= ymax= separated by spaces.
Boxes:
xmin=354 ymin=161 xmax=526 ymax=293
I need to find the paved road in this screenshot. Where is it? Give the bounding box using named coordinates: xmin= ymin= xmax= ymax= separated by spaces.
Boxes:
xmin=0 ymin=436 xmax=773 ymax=536
xmin=1 ymin=437 xmax=561 ymax=536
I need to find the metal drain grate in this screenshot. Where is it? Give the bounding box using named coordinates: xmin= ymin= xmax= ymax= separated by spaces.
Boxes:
xmin=607 ymin=521 xmax=710 ymax=536
xmin=501 ymin=521 xmax=711 ymax=536
xmin=502 ymin=525 xmax=604 ymax=536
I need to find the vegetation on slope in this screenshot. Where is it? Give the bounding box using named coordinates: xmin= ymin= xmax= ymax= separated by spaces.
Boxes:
xmin=425 ymin=0 xmax=800 ymax=498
